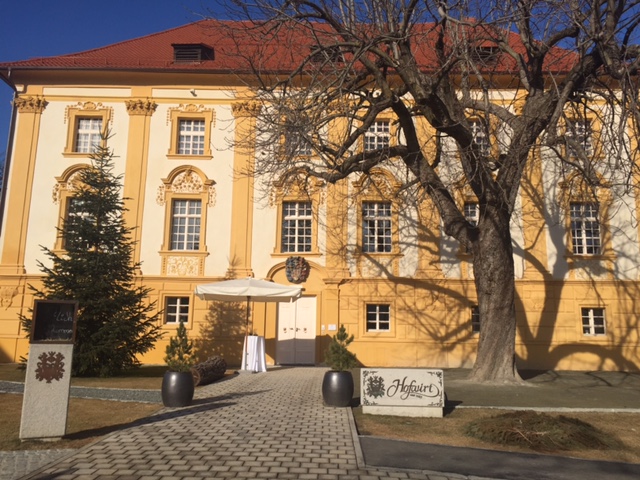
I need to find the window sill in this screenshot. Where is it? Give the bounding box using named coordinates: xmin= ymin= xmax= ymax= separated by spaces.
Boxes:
xmin=362 ymin=330 xmax=395 ymax=338
xmin=271 ymin=252 xmax=322 ymax=258
xmin=166 ymin=154 xmax=213 ymax=161
xmin=159 ymin=249 xmax=209 ymax=257
xmin=357 ymin=251 xmax=403 ymax=258
xmin=62 ymin=152 xmax=96 ymax=159
xmin=565 ymin=254 xmax=615 ymax=261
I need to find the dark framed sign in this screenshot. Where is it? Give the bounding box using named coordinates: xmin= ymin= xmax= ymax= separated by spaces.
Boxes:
xmin=30 ymin=300 xmax=78 ymax=344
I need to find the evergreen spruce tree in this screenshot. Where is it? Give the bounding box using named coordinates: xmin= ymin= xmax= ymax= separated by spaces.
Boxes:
xmin=22 ymin=139 xmax=161 ymax=376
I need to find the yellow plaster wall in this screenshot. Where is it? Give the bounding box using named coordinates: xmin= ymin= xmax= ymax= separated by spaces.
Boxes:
xmin=0 ymin=80 xmax=638 ymax=374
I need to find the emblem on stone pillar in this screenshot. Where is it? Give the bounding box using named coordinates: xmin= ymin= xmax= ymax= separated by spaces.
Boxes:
xmin=285 ymin=256 xmax=310 ymax=284
xmin=35 ymin=351 xmax=65 ymax=383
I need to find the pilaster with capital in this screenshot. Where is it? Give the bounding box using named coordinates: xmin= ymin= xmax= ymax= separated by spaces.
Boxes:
xmin=125 ymin=98 xmax=158 ymax=116
xmin=14 ymin=96 xmax=48 ymax=114
xmin=0 ymin=96 xmax=48 ymax=274
xmin=225 ymin=101 xmax=261 ymax=278
xmin=122 ymin=97 xmax=157 ymax=269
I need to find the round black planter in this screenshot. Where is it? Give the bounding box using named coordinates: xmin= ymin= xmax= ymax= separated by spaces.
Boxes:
xmin=161 ymin=371 xmax=195 ymax=407
xmin=322 ymin=370 xmax=354 ymax=407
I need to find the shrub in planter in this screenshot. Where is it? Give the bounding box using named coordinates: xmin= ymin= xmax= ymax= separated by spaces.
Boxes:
xmin=162 ymin=320 xmax=196 ymax=407
xmin=322 ymin=325 xmax=358 ymax=407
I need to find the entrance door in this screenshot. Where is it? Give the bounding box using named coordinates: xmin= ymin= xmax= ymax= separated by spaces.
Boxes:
xmin=276 ymin=296 xmax=316 ymax=365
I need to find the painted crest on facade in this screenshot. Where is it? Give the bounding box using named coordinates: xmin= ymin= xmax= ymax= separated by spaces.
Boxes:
xmin=35 ymin=351 xmax=65 ymax=383
xmin=285 ymin=256 xmax=310 ymax=284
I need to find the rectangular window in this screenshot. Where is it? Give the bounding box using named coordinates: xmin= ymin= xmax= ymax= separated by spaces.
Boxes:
xmin=567 ymin=119 xmax=593 ymax=157
xmin=170 ymin=199 xmax=201 ymax=250
xmin=362 ymin=202 xmax=392 ymax=253
xmin=364 ymin=121 xmax=390 ymax=151
xmin=470 ymin=119 xmax=490 ymax=156
xmin=463 ymin=203 xmax=479 ymax=252
xmin=64 ymin=197 xmax=93 ymax=249
xmin=464 ymin=202 xmax=479 ymax=226
xmin=293 ymin=136 xmax=313 ymax=156
xmin=281 ymin=201 xmax=312 ymax=253
xmin=570 ymin=202 xmax=601 ymax=255
xmin=366 ymin=304 xmax=390 ymax=332
xmin=165 ymin=297 xmax=190 ymax=324
xmin=75 ymin=117 xmax=103 ymax=153
xmin=471 ymin=306 xmax=480 ymax=334
xmin=581 ymin=307 xmax=606 ymax=336
xmin=178 ymin=119 xmax=206 ymax=155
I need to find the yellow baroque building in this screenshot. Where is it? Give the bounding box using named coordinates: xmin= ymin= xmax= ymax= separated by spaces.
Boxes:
xmin=0 ymin=20 xmax=638 ymax=372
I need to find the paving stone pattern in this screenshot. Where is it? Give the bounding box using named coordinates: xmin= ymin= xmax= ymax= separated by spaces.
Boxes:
xmin=20 ymin=368 xmax=470 ymax=480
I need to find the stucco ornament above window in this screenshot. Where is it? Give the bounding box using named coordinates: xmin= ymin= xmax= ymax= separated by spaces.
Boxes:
xmin=52 ymin=169 xmax=85 ymax=204
xmin=156 ymin=168 xmax=216 ymax=207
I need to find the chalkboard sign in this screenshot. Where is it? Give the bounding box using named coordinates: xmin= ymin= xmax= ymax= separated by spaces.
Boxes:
xmin=31 ymin=300 xmax=78 ymax=344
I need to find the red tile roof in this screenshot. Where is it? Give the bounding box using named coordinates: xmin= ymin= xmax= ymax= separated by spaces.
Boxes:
xmin=0 ymin=19 xmax=577 ymax=76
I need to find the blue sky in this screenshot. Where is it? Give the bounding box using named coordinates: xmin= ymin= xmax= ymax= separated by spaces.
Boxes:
xmin=0 ymin=0 xmax=228 ymax=161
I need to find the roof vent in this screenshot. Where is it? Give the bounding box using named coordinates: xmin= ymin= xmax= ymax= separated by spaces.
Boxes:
xmin=172 ymin=44 xmax=214 ymax=63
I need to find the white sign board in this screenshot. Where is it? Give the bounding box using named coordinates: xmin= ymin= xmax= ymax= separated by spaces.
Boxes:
xmin=361 ymin=368 xmax=444 ymax=417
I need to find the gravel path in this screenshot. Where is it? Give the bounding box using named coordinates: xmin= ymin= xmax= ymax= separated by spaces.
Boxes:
xmin=0 ymin=380 xmax=161 ymax=403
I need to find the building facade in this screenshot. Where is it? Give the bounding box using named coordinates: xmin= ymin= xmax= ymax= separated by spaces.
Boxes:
xmin=0 ymin=20 xmax=638 ymax=371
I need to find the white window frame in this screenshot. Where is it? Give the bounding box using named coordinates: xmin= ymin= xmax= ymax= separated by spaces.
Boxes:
xmin=471 ymin=306 xmax=480 ymax=334
xmin=366 ymin=304 xmax=390 ymax=332
xmin=364 ymin=121 xmax=390 ymax=151
xmin=570 ymin=202 xmax=601 ymax=255
xmin=63 ymin=197 xmax=94 ymax=250
xmin=170 ymin=199 xmax=202 ymax=251
xmin=581 ymin=307 xmax=606 ymax=336
xmin=75 ymin=117 xmax=103 ymax=153
xmin=362 ymin=201 xmax=392 ymax=253
xmin=566 ymin=119 xmax=593 ymax=157
xmin=281 ymin=201 xmax=313 ymax=253
xmin=464 ymin=202 xmax=480 ymax=227
xmin=470 ymin=119 xmax=490 ymax=156
xmin=178 ymin=119 xmax=206 ymax=155
xmin=165 ymin=297 xmax=190 ymax=324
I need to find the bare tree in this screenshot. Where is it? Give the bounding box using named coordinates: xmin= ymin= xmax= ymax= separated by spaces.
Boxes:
xmin=217 ymin=0 xmax=640 ymax=382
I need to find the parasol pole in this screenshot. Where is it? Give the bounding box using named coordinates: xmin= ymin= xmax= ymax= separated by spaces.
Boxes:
xmin=245 ymin=296 xmax=251 ymax=336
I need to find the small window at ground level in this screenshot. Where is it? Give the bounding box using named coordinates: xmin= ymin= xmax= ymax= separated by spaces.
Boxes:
xmin=366 ymin=304 xmax=390 ymax=332
xmin=581 ymin=307 xmax=606 ymax=336
xmin=471 ymin=306 xmax=480 ymax=334
xmin=165 ymin=297 xmax=190 ymax=324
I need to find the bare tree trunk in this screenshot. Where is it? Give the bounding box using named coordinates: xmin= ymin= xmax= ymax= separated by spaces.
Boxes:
xmin=468 ymin=205 xmax=522 ymax=383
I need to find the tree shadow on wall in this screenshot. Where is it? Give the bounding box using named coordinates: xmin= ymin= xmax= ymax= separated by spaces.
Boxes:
xmin=194 ymin=302 xmax=247 ymax=367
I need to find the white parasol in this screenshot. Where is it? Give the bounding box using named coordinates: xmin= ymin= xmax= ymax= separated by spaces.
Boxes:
xmin=195 ymin=278 xmax=303 ymax=371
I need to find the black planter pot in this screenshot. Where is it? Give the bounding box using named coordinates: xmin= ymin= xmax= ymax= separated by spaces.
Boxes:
xmin=161 ymin=371 xmax=195 ymax=407
xmin=322 ymin=370 xmax=354 ymax=407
